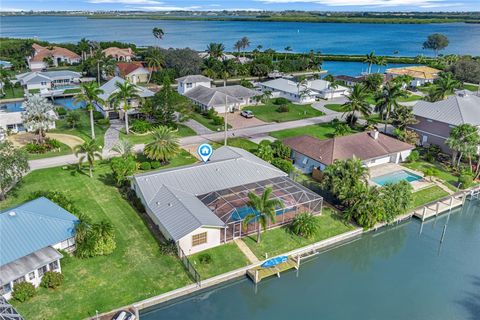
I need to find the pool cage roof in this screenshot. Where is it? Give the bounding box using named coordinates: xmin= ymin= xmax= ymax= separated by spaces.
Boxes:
xmin=198 ymin=176 xmax=323 ymax=225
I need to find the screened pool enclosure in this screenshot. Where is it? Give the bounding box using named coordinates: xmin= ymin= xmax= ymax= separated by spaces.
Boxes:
xmin=198 ymin=176 xmax=323 ymax=242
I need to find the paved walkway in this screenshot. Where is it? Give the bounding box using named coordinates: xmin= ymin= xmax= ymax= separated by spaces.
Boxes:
xmin=312 ymin=97 xmax=347 ymax=115
xmin=103 ymin=120 xmax=123 ymax=153
xmin=234 ymin=239 xmax=259 ymax=263
xmin=182 ymin=119 xmax=213 ymax=135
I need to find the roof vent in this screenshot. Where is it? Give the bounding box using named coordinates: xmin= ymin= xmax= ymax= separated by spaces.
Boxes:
xmin=8 ymin=211 xmax=16 ymax=217
xmin=370 ymin=130 xmax=379 ymax=140
xmin=156 ymin=201 xmax=160 ymax=206
xmin=168 ymin=203 xmax=173 ymax=207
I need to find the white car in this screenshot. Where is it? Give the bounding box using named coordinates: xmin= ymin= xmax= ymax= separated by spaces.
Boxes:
xmin=112 ymin=310 xmax=136 ymax=320
xmin=240 ymin=110 xmax=254 ymax=118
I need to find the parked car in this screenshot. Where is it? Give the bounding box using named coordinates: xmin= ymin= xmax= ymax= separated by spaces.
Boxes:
xmin=240 ymin=110 xmax=254 ymax=118
xmin=111 ymin=310 xmax=136 ymax=320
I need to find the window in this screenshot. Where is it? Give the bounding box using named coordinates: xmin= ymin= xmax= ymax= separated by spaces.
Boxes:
xmin=28 ymin=272 xmax=35 ymax=281
xmin=13 ymin=276 xmax=25 ymax=285
xmin=38 ymin=265 xmax=48 ymax=277
xmin=49 ymin=260 xmax=59 ymax=271
xmin=186 ymin=83 xmax=192 ymax=88
xmin=192 ymin=232 xmax=207 ymax=247
xmin=0 ymin=283 xmax=11 ymax=295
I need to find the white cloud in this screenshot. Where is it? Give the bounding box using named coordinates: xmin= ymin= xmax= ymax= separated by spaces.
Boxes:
xmin=256 ymin=0 xmax=458 ymax=8
xmin=0 ymin=7 xmax=25 ymax=11
xmin=88 ymin=0 xmax=165 ymax=5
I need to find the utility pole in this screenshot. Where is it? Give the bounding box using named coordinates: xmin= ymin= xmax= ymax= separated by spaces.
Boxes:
xmin=224 ymin=95 xmax=228 ymax=146
xmin=97 ymin=61 xmax=101 ymax=85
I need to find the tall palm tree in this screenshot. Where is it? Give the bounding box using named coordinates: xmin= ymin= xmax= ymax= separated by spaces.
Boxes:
xmin=233 ymin=40 xmax=242 ymax=56
xmin=206 ymin=43 xmax=225 ymax=60
xmin=364 ymin=51 xmax=377 ymax=74
xmin=374 ymin=82 xmax=407 ymax=133
xmin=109 ymin=80 xmax=141 ymax=135
xmin=75 ymin=82 xmax=104 ymax=139
xmin=433 ymin=72 xmax=460 ymax=100
xmin=240 ymin=36 xmax=250 ymax=57
xmin=284 ymin=46 xmax=292 ymax=60
xmin=143 ymin=126 xmax=180 ymax=163
xmin=92 ymin=51 xmax=116 ymax=84
xmin=341 ymin=84 xmax=371 ymax=125
xmin=145 ymin=48 xmax=164 ymax=84
xmin=242 ymin=187 xmax=284 ymax=243
xmin=75 ymin=139 xmax=102 ymax=178
xmin=78 ymin=38 xmax=90 ymax=60
xmin=376 ymin=56 xmax=388 ymax=73
xmin=152 ymin=27 xmax=165 ymax=47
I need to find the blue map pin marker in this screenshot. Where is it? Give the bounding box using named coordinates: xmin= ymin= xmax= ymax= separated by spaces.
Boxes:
xmin=197 ymin=143 xmax=213 ymax=163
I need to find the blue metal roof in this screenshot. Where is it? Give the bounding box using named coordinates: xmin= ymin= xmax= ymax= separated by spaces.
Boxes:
xmin=0 ymin=197 xmax=78 ymax=266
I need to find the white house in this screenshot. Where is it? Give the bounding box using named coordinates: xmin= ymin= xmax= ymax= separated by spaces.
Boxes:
xmin=176 ymin=75 xmax=213 ymax=95
xmin=28 ymin=44 xmax=81 ymax=71
xmin=0 ymin=197 xmax=78 ymax=300
xmin=16 ymin=71 xmax=81 ymax=91
xmin=385 ymin=66 xmax=441 ymax=88
xmin=115 ymin=62 xmax=150 ymax=84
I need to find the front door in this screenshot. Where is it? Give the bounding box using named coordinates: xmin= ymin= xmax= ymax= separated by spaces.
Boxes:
xmin=233 ymin=222 xmax=242 ymax=239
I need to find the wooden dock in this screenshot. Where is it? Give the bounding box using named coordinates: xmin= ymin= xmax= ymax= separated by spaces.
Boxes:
xmin=247 ymin=258 xmax=299 ymax=284
xmin=413 ymin=194 xmax=466 ymax=221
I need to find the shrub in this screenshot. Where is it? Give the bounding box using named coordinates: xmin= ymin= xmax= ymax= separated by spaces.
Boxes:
xmin=12 ymin=282 xmax=36 ymax=302
xmin=407 ymin=150 xmax=420 ymax=162
xmin=140 ymin=162 xmax=151 ymax=170
xmin=150 ymin=161 xmax=161 ymax=169
xmin=110 ymin=156 xmax=139 ymax=186
xmin=204 ymin=108 xmax=216 ymax=119
xmin=56 ymin=107 xmax=67 ymax=116
xmin=290 ymin=212 xmax=319 ymax=238
xmin=93 ymin=111 xmax=104 ymax=120
xmin=40 ymin=271 xmax=64 ymax=289
xmin=198 ymin=253 xmax=212 ymax=265
xmin=424 ymin=168 xmax=438 ymax=181
xmin=58 ymin=249 xmax=73 ymax=266
xmin=272 ymin=158 xmax=294 ymax=173
xmin=272 ymin=97 xmax=290 ymax=105
xmin=131 ymin=119 xmax=152 ymax=134
xmin=277 ymin=105 xmax=290 ymax=113
xmin=25 ymin=142 xmax=47 ymax=154
xmin=333 ymin=123 xmax=350 ymax=137
xmin=212 ymin=116 xmax=224 ymax=126
xmin=97 ymin=118 xmax=110 ymax=126
xmin=47 ymin=138 xmax=61 ymax=149
xmin=345 ymin=114 xmax=358 ymax=126
xmin=160 ymin=240 xmax=177 ymax=256
xmin=458 ymin=174 xmax=473 ymax=189
xmin=28 ymin=190 xmax=79 ymax=215
xmin=271 ymin=140 xmax=291 ymax=159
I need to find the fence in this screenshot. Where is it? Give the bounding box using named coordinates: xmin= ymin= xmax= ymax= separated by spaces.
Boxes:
xmin=178 ymin=247 xmax=201 ymax=287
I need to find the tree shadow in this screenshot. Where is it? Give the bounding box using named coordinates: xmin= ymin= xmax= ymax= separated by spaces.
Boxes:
xmin=456 ymin=275 xmax=480 ymax=320
xmin=97 ymin=172 xmax=116 ymax=187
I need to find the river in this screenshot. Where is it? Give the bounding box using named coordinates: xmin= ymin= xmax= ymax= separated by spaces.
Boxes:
xmin=141 ymin=199 xmax=480 ymax=320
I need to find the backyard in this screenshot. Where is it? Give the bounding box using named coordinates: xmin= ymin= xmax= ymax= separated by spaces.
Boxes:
xmin=0 ymin=86 xmax=24 ymax=99
xmin=403 ymin=160 xmax=459 ymax=191
xmin=270 ymin=123 xmax=359 ymax=140
xmin=247 ymin=101 xmax=324 ymax=123
xmin=52 ymin=110 xmax=108 ymax=146
xmin=411 ymin=185 xmax=450 ymax=208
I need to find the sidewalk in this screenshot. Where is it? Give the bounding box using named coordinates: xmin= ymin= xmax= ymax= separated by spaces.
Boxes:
xmin=234 ymin=239 xmax=259 ymax=263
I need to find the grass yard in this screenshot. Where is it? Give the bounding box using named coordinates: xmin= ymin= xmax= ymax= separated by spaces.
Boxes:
xmin=1 ymin=163 xmax=193 ymax=320
xmin=120 ymin=124 xmax=197 ymax=145
xmin=463 ymin=84 xmax=479 ymax=92
xmin=52 ymin=111 xmax=108 ymax=146
xmin=212 ymin=138 xmax=259 ymax=153
xmin=411 ymin=185 xmax=449 ymax=208
xmin=243 ymin=208 xmax=355 ymax=260
xmin=323 ymin=104 xmax=345 ymax=112
xmin=247 ymin=102 xmax=324 ymax=123
xmin=398 ymin=94 xmax=422 ymax=102
xmin=0 ymin=86 xmax=24 ymax=99
xmin=403 ymin=160 xmax=459 ymax=191
xmin=63 ymin=88 xmax=82 ymax=94
xmin=136 ymin=149 xmax=197 ymax=170
xmin=188 ymin=112 xmax=226 ymax=131
xmin=270 ymin=123 xmax=359 ymax=140
xmin=189 ymin=243 xmax=251 ymax=279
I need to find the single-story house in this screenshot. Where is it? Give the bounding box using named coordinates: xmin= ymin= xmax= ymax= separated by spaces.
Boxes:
xmin=198 ymin=52 xmax=250 ymax=64
xmin=115 ymin=62 xmax=150 ymax=84
xmin=96 ymin=76 xmax=155 ymax=119
xmin=132 ymin=146 xmax=323 ymax=255
xmin=102 ymin=47 xmax=135 ymax=62
xmin=176 ymin=75 xmax=212 ymax=95
xmin=333 ymin=75 xmax=364 ymax=87
xmin=0 ymin=197 xmax=78 ymax=300
xmin=0 ymin=106 xmax=56 ymax=134
xmin=385 ymin=66 xmax=440 ymax=88
xmin=259 ymin=78 xmax=349 ymax=104
xmin=284 ymin=131 xmax=414 ymax=173
xmin=16 ymin=71 xmax=81 ymax=91
xmin=28 ymin=44 xmax=81 ymax=71
xmin=408 ymin=90 xmax=480 ymax=153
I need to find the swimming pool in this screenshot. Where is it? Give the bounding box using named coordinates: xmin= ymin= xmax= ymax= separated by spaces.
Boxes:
xmin=230 ymin=206 xmax=293 ymax=222
xmin=372 ymin=170 xmax=422 ymax=186
xmin=0 ymin=101 xmax=23 ymax=112
xmin=0 ymin=98 xmax=86 ymax=113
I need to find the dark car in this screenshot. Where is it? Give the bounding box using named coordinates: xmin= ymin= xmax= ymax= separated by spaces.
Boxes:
xmin=240 ymin=110 xmax=254 ymax=118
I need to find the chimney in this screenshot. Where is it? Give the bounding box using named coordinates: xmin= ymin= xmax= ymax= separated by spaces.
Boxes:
xmin=370 ymin=130 xmax=379 ymax=140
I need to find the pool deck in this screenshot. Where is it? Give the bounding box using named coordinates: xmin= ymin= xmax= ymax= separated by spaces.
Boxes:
xmin=368 ymin=163 xmax=432 ymax=191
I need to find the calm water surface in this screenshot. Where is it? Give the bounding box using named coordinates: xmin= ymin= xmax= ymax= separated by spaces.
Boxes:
xmin=142 ymin=199 xmax=480 ymax=320
xmin=1 ymin=16 xmax=480 ymax=56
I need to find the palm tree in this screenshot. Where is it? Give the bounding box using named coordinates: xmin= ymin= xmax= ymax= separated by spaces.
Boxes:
xmin=374 ymin=82 xmax=407 ymax=133
xmin=75 ymin=139 xmax=102 ymax=178
xmin=112 ymin=139 xmax=134 ymax=158
xmin=75 ymin=82 xmax=104 ymax=139
xmin=376 ymin=56 xmax=388 ymax=73
xmin=341 ymin=84 xmax=371 ymax=125
xmin=242 ymin=187 xmax=284 ymax=243
xmin=206 ymin=43 xmax=225 ymax=60
xmin=446 ymin=124 xmax=480 ymax=168
xmin=284 ymin=46 xmax=292 ymax=60
xmin=240 ymin=36 xmax=250 ymax=57
xmin=109 ymin=80 xmax=141 ymax=135
xmin=143 ymin=126 xmax=180 ymax=163
xmin=78 ymin=38 xmax=90 ymax=60
xmin=364 ymin=51 xmax=377 ymax=74
xmin=145 ymin=48 xmax=164 ymax=84
xmin=152 ymin=27 xmax=165 ymax=47
xmin=233 ymin=40 xmax=242 ymax=56
xmin=432 ymin=72 xmax=460 ymax=100
xmin=92 ymin=51 xmax=116 ymax=84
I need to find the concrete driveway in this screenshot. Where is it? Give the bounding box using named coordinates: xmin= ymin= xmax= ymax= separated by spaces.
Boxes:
xmin=220 ymin=112 xmax=266 ymax=129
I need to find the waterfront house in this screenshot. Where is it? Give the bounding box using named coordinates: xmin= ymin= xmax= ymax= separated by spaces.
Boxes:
xmin=102 ymin=47 xmax=135 ymax=62
xmin=284 ymin=131 xmax=414 ymax=173
xmin=96 ymin=76 xmax=154 ymax=119
xmin=0 ymin=197 xmax=78 ymax=300
xmin=198 ymin=52 xmax=251 ymax=64
xmin=131 ymin=146 xmax=323 ymax=255
xmin=115 ymin=62 xmax=150 ymax=84
xmin=16 ymin=70 xmax=81 ymax=91
xmin=259 ymin=78 xmax=349 ymax=103
xmin=408 ymin=90 xmax=480 ymax=153
xmin=28 ymin=44 xmax=81 ymax=71
xmin=333 ymin=75 xmax=364 ymax=87
xmin=385 ymin=66 xmax=440 ymax=88
xmin=176 ymin=75 xmax=213 ymax=95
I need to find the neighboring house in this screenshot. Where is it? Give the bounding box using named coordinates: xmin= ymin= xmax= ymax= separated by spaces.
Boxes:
xmin=333 ymin=75 xmax=364 ymax=87
xmin=102 ymin=47 xmax=135 ymax=62
xmin=385 ymin=66 xmax=440 ymax=87
xmin=96 ymin=76 xmax=154 ymax=119
xmin=0 ymin=107 xmax=56 ymax=134
xmin=115 ymin=62 xmax=150 ymax=84
xmin=28 ymin=44 xmax=81 ymax=71
xmin=408 ymin=90 xmax=480 ymax=153
xmin=284 ymin=131 xmax=414 ymax=173
xmin=176 ymin=75 xmax=260 ymax=113
xmin=16 ymin=71 xmax=81 ymax=91
xmin=198 ymin=52 xmax=251 ymax=64
xmin=259 ymin=78 xmax=349 ymax=103
xmin=131 ymin=146 xmax=323 ymax=255
xmin=0 ymin=197 xmax=78 ymax=300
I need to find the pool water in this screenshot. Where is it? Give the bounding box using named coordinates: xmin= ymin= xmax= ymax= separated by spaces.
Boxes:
xmin=0 ymin=101 xmax=23 ymax=112
xmin=372 ymin=170 xmax=422 ymax=186
xmin=231 ymin=206 xmax=292 ymax=222
xmin=0 ymin=97 xmax=85 ymax=113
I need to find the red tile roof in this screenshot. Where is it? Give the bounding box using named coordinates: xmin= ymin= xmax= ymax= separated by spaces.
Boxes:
xmin=30 ymin=44 xmax=80 ymax=62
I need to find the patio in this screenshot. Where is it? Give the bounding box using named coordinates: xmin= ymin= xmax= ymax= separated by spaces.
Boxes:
xmin=368 ymin=163 xmax=433 ymax=191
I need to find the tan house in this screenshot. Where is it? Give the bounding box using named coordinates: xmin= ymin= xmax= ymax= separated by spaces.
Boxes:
xmin=115 ymin=62 xmax=150 ymax=84
xmin=28 ymin=44 xmax=81 ymax=71
xmin=385 ymin=66 xmax=441 ymax=87
xmin=102 ymin=47 xmax=135 ymax=62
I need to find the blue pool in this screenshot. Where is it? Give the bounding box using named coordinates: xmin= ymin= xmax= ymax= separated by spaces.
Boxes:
xmin=0 ymin=101 xmax=23 ymax=112
xmin=231 ymin=206 xmax=294 ymax=222
xmin=372 ymin=170 xmax=422 ymax=186
xmin=0 ymin=97 xmax=85 ymax=112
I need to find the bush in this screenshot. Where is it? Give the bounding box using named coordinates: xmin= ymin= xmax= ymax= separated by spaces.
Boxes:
xmin=204 ymin=108 xmax=216 ymax=119
xmin=58 ymin=249 xmax=73 ymax=266
xmin=47 ymin=138 xmax=61 ymax=149
xmin=407 ymin=150 xmax=420 ymax=162
xmin=140 ymin=162 xmax=151 ymax=170
xmin=97 ymin=118 xmax=110 ymax=126
xmin=272 ymin=158 xmax=294 ymax=173
xmin=272 ymin=97 xmax=290 ymax=105
xmin=56 ymin=107 xmax=67 ymax=116
xmin=25 ymin=142 xmax=47 ymax=154
xmin=198 ymin=253 xmax=212 ymax=265
xmin=40 ymin=271 xmax=64 ymax=289
xmin=28 ymin=191 xmax=79 ymax=215
xmin=131 ymin=119 xmax=152 ymax=134
xmin=212 ymin=116 xmax=224 ymax=126
xmin=290 ymin=212 xmax=319 ymax=238
xmin=277 ymin=105 xmax=290 ymax=113
xmin=150 ymin=161 xmax=161 ymax=169
xmin=160 ymin=240 xmax=177 ymax=256
xmin=458 ymin=174 xmax=473 ymax=189
xmin=93 ymin=111 xmax=104 ymax=120
xmin=271 ymin=140 xmax=291 ymax=159
xmin=345 ymin=114 xmax=358 ymax=126
xmin=12 ymin=282 xmax=36 ymax=302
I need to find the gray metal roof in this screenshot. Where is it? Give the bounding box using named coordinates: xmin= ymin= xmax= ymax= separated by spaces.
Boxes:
xmin=99 ymin=76 xmax=155 ymax=101
xmin=16 ymin=71 xmax=81 ymax=85
xmin=184 ymin=85 xmax=241 ymax=108
xmin=133 ymin=146 xmax=286 ymax=241
xmin=214 ymin=85 xmax=260 ymax=99
xmin=413 ymin=91 xmax=480 ymax=126
xmin=176 ymin=75 xmax=212 ymax=83
xmin=0 ymin=247 xmax=62 ymax=286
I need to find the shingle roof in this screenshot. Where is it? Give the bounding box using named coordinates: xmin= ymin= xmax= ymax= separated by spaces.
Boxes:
xmin=412 ymin=91 xmax=480 ymax=126
xmin=0 ymin=197 xmax=78 ymax=266
xmin=184 ymin=85 xmax=241 ymax=108
xmin=98 ymin=76 xmax=154 ymax=101
xmin=284 ymin=132 xmax=414 ymax=165
xmin=175 ymin=75 xmax=212 ymax=83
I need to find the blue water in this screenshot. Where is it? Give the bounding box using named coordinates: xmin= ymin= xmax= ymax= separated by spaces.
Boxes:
xmin=0 ymin=60 xmax=11 ymax=68
xmin=1 ymin=16 xmax=480 ymax=56
xmin=231 ymin=206 xmax=291 ymax=222
xmin=0 ymin=97 xmax=85 ymax=112
xmin=0 ymin=101 xmax=23 ymax=112
xmin=372 ymin=170 xmax=423 ymax=186
xmin=322 ymin=61 xmax=419 ymax=77
xmin=142 ymin=199 xmax=480 ymax=320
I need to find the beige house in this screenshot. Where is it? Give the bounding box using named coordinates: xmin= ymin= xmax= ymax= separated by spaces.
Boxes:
xmin=115 ymin=62 xmax=150 ymax=84
xmin=28 ymin=44 xmax=81 ymax=71
xmin=102 ymin=47 xmax=135 ymax=62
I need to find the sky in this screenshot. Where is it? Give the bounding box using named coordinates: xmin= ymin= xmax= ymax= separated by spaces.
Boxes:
xmin=1 ymin=0 xmax=479 ymax=12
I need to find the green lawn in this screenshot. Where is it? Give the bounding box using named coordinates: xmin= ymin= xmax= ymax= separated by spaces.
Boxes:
xmin=323 ymin=104 xmax=345 ymax=112
xmin=188 ymin=112 xmax=225 ymax=131
xmin=464 ymin=84 xmax=479 ymax=92
xmin=189 ymin=243 xmax=250 ymax=279
xmin=52 ymin=111 xmax=108 ymax=146
xmin=63 ymin=88 xmax=81 ymax=94
xmin=0 ymin=86 xmax=24 ymax=99
xmin=411 ymin=185 xmax=449 ymax=208
xmin=136 ymin=149 xmax=197 ymax=169
xmin=247 ymin=102 xmax=324 ymax=123
xmin=120 ymin=124 xmax=197 ymax=145
xmin=0 ymin=163 xmax=192 ymax=320
xmin=270 ymin=123 xmax=359 ymax=140
xmin=212 ymin=138 xmax=258 ymax=153
xmin=398 ymin=94 xmax=422 ymax=102
xmin=243 ymin=208 xmax=355 ymax=260
xmin=403 ymin=160 xmax=459 ymax=191
xmin=26 ymin=142 xmax=73 ymax=160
